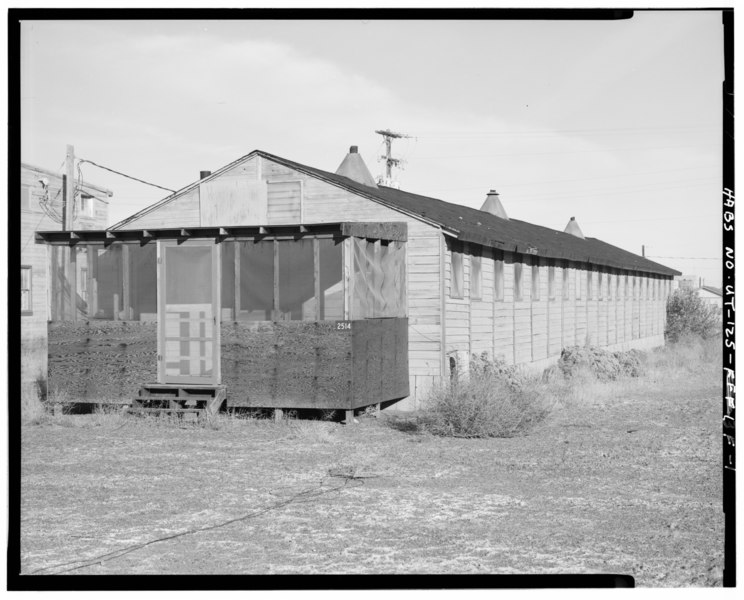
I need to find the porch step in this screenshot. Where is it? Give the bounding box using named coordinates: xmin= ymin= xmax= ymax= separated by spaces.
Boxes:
xmin=132 ymin=384 xmax=226 ymax=416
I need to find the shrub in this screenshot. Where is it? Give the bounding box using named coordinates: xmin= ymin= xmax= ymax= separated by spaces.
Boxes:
xmin=558 ymin=346 xmax=646 ymax=381
xmin=423 ymin=357 xmax=552 ymax=438
xmin=665 ymin=287 xmax=720 ymax=343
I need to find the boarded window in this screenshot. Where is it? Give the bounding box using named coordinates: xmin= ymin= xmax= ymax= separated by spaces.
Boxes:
xmin=319 ymin=238 xmax=344 ymax=320
xmin=531 ymin=259 xmax=540 ymax=301
xmin=267 ymin=181 xmax=301 ymax=224
xmin=451 ymin=243 xmax=464 ymax=299
xmin=79 ymin=193 xmax=95 ymax=218
xmin=352 ymin=239 xmax=406 ymax=319
xmin=471 ymin=252 xmax=482 ymax=300
xmin=514 ymin=261 xmax=523 ymax=301
xmin=562 ymin=266 xmax=569 ymax=300
xmin=21 ymin=266 xmax=31 ymax=314
xmin=494 ymin=253 xmax=504 ymax=301
xmin=548 ymin=265 xmax=556 ymax=300
xmin=278 ymin=239 xmax=315 ymax=320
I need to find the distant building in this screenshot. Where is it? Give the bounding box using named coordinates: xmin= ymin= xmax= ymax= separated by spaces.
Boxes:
xmin=21 ymin=163 xmax=112 ymax=398
xmin=698 ymin=285 xmax=723 ymax=311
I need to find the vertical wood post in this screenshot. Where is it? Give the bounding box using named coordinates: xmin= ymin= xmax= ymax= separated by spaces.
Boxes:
xmin=86 ymin=245 xmax=97 ymax=318
xmin=234 ymin=242 xmax=241 ymax=320
xmin=343 ymin=237 xmax=353 ymax=320
xmin=274 ymin=408 xmax=283 ymax=422
xmin=69 ymin=246 xmax=77 ymax=322
xmin=313 ymin=237 xmax=321 ymax=320
xmin=65 ymin=145 xmax=75 ymax=231
xmin=113 ymin=293 xmax=120 ymax=321
xmin=345 ymin=409 xmax=354 ymax=424
xmin=273 ymin=239 xmax=280 ymax=320
xmin=122 ymin=244 xmax=131 ymax=320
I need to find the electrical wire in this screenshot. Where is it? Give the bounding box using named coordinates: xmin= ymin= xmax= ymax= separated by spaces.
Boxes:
xmin=77 ymin=159 xmax=176 ymax=193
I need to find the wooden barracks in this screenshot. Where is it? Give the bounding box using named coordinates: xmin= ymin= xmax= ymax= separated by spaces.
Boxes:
xmin=36 ymin=146 xmax=680 ymax=414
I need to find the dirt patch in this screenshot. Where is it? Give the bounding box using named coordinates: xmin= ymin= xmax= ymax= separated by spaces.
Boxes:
xmin=19 ymin=362 xmax=723 ymax=584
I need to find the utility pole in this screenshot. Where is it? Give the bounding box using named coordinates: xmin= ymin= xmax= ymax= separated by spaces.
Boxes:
xmin=63 ymin=144 xmax=77 ymax=320
xmin=375 ymin=129 xmax=411 ymax=188
xmin=64 ymin=144 xmax=75 ymax=231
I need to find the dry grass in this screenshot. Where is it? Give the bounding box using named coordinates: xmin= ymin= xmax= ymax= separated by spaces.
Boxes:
xmin=19 ymin=339 xmax=724 ymax=584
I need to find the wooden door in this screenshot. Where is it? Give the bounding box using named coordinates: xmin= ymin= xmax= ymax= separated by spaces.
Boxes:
xmin=158 ymin=240 xmax=220 ymax=384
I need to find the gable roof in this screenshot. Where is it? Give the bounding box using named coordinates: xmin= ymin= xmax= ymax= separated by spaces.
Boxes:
xmin=112 ymin=149 xmax=680 ymax=277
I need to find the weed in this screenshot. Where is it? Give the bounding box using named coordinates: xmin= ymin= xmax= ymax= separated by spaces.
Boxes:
xmin=422 ymin=367 xmax=554 ymax=439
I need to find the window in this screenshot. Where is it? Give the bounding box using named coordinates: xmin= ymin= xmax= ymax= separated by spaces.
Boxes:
xmin=598 ymin=271 xmax=604 ymax=300
xmin=562 ymin=266 xmax=569 ymax=300
xmin=471 ymin=252 xmax=482 ymax=300
xmin=624 ymin=274 xmax=629 ymax=300
xmin=587 ymin=270 xmax=593 ymax=300
xmin=615 ymin=273 xmax=620 ymax=299
xmin=21 ymin=266 xmax=32 ymax=314
xmin=494 ymin=253 xmax=504 ymax=301
xmin=632 ymin=276 xmax=637 ymax=300
xmin=576 ymin=269 xmax=582 ymax=300
xmin=79 ymin=193 xmax=95 ymax=218
xmin=451 ymin=243 xmax=464 ymax=298
xmin=514 ymin=261 xmax=523 ymax=301
xmin=531 ymin=259 xmax=540 ymax=301
xmin=548 ymin=265 xmax=556 ymax=300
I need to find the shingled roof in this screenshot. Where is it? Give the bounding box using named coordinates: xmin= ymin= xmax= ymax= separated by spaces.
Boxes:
xmin=112 ymin=149 xmax=680 ymax=277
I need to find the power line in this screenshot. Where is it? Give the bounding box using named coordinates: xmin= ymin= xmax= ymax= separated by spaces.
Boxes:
xmin=646 ymin=256 xmax=721 ymax=260
xmin=414 ymin=142 xmax=719 ymax=161
xmin=78 ymin=159 xmax=176 ymax=193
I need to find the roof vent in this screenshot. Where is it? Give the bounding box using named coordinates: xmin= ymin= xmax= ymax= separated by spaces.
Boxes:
xmin=480 ymin=189 xmax=508 ymax=219
xmin=200 ymin=170 xmax=212 ymax=179
xmin=564 ymin=216 xmax=585 ymax=239
xmin=335 ymin=146 xmax=378 ymax=187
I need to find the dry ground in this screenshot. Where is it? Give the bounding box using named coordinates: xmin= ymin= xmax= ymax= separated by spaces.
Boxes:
xmin=19 ymin=346 xmax=723 ymax=585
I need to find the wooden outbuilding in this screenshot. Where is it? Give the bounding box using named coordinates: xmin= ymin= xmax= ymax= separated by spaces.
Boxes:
xmin=37 ymin=146 xmax=681 ymax=412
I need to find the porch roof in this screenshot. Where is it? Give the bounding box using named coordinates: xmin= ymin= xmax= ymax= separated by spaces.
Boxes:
xmin=35 ymin=221 xmax=408 ymax=245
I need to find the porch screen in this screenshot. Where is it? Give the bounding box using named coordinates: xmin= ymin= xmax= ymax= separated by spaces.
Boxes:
xmin=277 ymin=239 xmax=315 ymax=320
xmin=318 ymin=238 xmax=343 ymax=320
xmin=351 ymin=238 xmax=406 ymax=319
xmin=50 ymin=242 xmax=157 ymax=322
xmin=238 ymin=241 xmax=274 ymax=321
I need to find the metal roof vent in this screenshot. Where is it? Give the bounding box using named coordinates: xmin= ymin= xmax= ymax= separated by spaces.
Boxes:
xmin=480 ymin=189 xmax=508 ymax=220
xmin=564 ymin=216 xmax=585 ymax=239
xmin=335 ymin=146 xmax=378 ymax=188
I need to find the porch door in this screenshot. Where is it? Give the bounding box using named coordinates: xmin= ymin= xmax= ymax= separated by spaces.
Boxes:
xmin=158 ymin=240 xmax=220 ymax=385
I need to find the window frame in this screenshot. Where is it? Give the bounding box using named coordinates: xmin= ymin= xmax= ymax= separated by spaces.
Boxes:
xmin=531 ymin=257 xmax=540 ymax=301
xmin=450 ymin=242 xmax=464 ymax=299
xmin=493 ymin=251 xmax=504 ymax=302
xmin=470 ymin=250 xmax=482 ymax=300
xmin=514 ymin=260 xmax=523 ymax=301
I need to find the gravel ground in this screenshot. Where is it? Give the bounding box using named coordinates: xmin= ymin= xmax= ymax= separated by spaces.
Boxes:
xmin=19 ymin=357 xmax=724 ymax=585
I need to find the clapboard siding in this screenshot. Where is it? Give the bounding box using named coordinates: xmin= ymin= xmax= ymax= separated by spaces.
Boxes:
xmin=21 ymin=164 xmax=110 ymax=393
xmin=102 ymin=151 xmax=677 ymax=411
xmin=125 ymin=187 xmax=200 ymax=229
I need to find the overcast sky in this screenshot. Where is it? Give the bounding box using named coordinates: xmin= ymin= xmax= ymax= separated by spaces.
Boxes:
xmin=21 ymin=11 xmax=725 ymax=285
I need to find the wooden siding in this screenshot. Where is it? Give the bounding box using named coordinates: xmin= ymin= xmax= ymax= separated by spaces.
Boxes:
xmin=21 ymin=165 xmax=109 ymax=393
xmin=125 ymin=187 xmax=200 ymax=229
xmin=106 ymin=152 xmax=674 ymax=410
